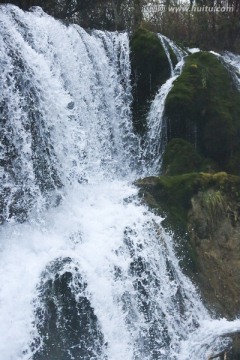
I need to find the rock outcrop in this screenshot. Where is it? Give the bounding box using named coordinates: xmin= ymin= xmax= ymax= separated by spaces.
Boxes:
xmin=137 ymin=172 xmax=240 ymax=320
xmin=164 ymin=51 xmax=240 ymax=174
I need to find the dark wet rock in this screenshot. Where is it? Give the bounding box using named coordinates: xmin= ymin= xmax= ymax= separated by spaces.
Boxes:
xmin=130 ymin=28 xmax=173 ymax=136
xmin=32 ymin=257 xmax=106 ymax=360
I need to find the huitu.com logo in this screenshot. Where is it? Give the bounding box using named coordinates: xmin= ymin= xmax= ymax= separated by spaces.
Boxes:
xmin=144 ymin=4 xmax=234 ymax=13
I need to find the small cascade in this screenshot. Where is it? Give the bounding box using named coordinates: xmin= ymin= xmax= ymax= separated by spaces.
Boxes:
xmin=158 ymin=34 xmax=186 ymax=77
xmin=222 ymin=51 xmax=240 ymax=89
xmin=179 ymin=318 xmax=240 ymax=359
xmin=143 ymin=36 xmax=185 ymax=174
xmin=158 ymin=35 xmax=174 ymax=77
xmin=163 ymin=35 xmax=187 ymax=63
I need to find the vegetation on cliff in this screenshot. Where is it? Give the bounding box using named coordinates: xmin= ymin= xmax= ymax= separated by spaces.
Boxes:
xmin=133 ymin=48 xmax=240 ymax=319
xmin=165 ymin=51 xmax=240 ymax=174
xmin=136 ymin=47 xmax=240 ymax=322
xmin=137 ymin=172 xmax=240 ymax=232
xmin=162 ymin=138 xmax=211 ymax=175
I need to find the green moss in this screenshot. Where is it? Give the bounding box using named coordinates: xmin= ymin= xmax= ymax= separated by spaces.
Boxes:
xmin=137 ymin=173 xmax=199 ymax=232
xmin=199 ymin=189 xmax=226 ymax=231
xmin=162 ymin=138 xmax=209 ymax=175
xmin=165 ymin=52 xmax=240 ymax=172
xmin=137 ymin=172 xmax=240 ymax=234
xmin=130 ymin=28 xmax=171 ymax=135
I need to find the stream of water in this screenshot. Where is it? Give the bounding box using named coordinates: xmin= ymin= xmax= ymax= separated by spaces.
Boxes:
xmin=0 ymin=5 xmax=240 ymax=360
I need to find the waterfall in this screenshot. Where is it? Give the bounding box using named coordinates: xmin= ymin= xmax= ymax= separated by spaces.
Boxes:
xmin=0 ymin=5 xmax=142 ymax=222
xmin=158 ymin=35 xmax=174 ymax=77
xmin=158 ymin=35 xmax=186 ymax=77
xmin=1 ymin=5 xmax=240 ymax=360
xmin=209 ymin=50 xmax=240 ymax=90
xmin=222 ymin=51 xmax=240 ymax=90
xmin=143 ymin=36 xmax=185 ymax=174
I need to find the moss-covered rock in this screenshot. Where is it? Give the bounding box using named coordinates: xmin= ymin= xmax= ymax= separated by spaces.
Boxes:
xmin=136 ymin=172 xmax=240 ymax=318
xmin=165 ymin=52 xmax=240 ymax=173
xmin=137 ymin=171 xmax=240 ymax=235
xmin=130 ymin=28 xmax=172 ymax=135
xmin=162 ymin=138 xmax=211 ymax=175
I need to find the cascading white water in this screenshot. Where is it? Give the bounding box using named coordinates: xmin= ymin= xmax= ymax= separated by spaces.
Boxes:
xmin=222 ymin=51 xmax=240 ymax=90
xmin=159 ymin=35 xmax=174 ymax=77
xmin=143 ymin=36 xmax=185 ymax=174
xmin=158 ymin=35 xmax=186 ymax=77
xmin=1 ymin=5 xmax=240 ymax=360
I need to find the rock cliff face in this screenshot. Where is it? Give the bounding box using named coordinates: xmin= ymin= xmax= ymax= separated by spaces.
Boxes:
xmin=189 ymin=186 xmax=240 ymax=320
xmin=136 ymin=173 xmax=240 ymax=320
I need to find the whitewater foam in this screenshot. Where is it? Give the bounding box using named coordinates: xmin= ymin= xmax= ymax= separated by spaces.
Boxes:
xmin=0 ymin=6 xmax=240 ymax=360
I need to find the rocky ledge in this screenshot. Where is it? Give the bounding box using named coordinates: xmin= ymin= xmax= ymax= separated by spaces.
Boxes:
xmin=136 ymin=172 xmax=240 ymax=320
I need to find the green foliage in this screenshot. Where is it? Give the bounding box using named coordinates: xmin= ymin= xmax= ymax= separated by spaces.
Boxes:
xmin=130 ymin=28 xmax=171 ymax=135
xmin=165 ymin=52 xmax=240 ymax=172
xmin=137 ymin=172 xmax=240 ymax=231
xmin=199 ymin=189 xmax=226 ymax=231
xmin=162 ymin=138 xmax=209 ymax=175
